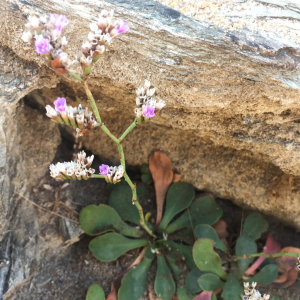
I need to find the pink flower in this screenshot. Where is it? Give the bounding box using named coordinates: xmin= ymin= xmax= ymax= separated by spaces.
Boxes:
xmin=50 ymin=14 xmax=69 ymax=32
xmin=143 ymin=105 xmax=155 ymax=118
xmin=53 ymin=97 xmax=67 ymax=112
xmin=117 ymin=20 xmax=130 ymax=34
xmin=100 ymin=164 xmax=109 ymax=176
xmin=35 ymin=38 xmax=50 ymax=54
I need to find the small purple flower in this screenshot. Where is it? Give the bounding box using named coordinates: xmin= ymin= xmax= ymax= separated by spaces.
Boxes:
xmin=100 ymin=164 xmax=109 ymax=176
xmin=143 ymin=105 xmax=155 ymax=118
xmin=53 ymin=97 xmax=67 ymax=112
xmin=50 ymin=14 xmax=69 ymax=32
xmin=35 ymin=38 xmax=50 ymax=54
xmin=117 ymin=20 xmax=130 ymax=34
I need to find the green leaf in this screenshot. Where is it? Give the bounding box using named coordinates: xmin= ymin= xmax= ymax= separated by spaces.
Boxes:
xmin=198 ymin=273 xmax=225 ymax=291
xmin=141 ymin=163 xmax=151 ymax=174
xmin=158 ymin=182 xmax=195 ymax=231
xmin=169 ymin=227 xmax=195 ymax=245
xmin=165 ymin=196 xmax=223 ymax=234
xmin=108 ymin=185 xmax=146 ymax=225
xmin=235 ymin=236 xmax=257 ymax=277
xmin=177 ymin=287 xmax=194 ymax=300
xmin=165 ymin=254 xmax=182 ymax=282
xmin=118 ymin=255 xmax=154 ymax=300
xmin=185 ymin=268 xmax=205 ymax=294
xmin=79 ymin=204 xmax=142 ymax=237
xmin=194 ymin=224 xmax=227 ymax=251
xmin=245 ymin=264 xmax=279 ymax=285
xmin=86 ymin=284 xmax=105 ymax=300
xmin=165 ymin=240 xmax=196 ymax=269
xmin=141 ymin=173 xmax=153 ymax=184
xmin=242 ymin=213 xmax=268 ymax=240
xmin=192 ymin=238 xmax=227 ymax=280
xmin=89 ymin=232 xmax=148 ymax=262
xmin=221 ymin=269 xmax=243 ymax=300
xmin=155 ymin=255 xmax=176 ymax=300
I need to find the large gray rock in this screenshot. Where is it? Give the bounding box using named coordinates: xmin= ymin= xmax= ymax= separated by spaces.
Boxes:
xmin=1 ymin=0 xmax=300 ymax=298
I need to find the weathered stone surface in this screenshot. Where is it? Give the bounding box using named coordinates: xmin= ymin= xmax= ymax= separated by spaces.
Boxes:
xmin=2 ymin=0 xmax=300 ymax=297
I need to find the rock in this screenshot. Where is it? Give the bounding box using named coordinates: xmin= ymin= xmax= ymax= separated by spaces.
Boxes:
xmin=1 ymin=0 xmax=300 ymax=297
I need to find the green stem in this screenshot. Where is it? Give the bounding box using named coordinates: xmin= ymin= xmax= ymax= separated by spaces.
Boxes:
xmin=118 ymin=144 xmax=155 ymax=237
xmin=235 ymin=251 xmax=300 ymax=260
xmin=82 ymin=79 xmax=155 ymax=238
xmin=69 ymin=72 xmax=83 ymax=82
xmin=101 ymin=124 xmax=120 ymax=144
xmin=83 ymin=79 xmax=101 ymax=123
xmin=119 ymin=119 xmax=137 ymax=142
xmin=92 ymin=174 xmax=105 ymax=178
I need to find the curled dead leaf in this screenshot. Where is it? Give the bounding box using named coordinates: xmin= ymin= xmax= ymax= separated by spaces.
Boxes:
xmin=149 ymin=151 xmax=173 ymax=225
xmin=212 ymin=220 xmax=229 ymax=247
xmin=272 ymin=246 xmax=300 ymax=288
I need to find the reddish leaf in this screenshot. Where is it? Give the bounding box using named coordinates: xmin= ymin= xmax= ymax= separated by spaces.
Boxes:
xmin=245 ymin=234 xmax=281 ymax=275
xmin=212 ymin=220 xmax=229 ymax=247
xmin=193 ymin=291 xmax=213 ymax=300
xmin=106 ymin=247 xmax=146 ymax=300
xmin=149 ymin=151 xmax=173 ymax=225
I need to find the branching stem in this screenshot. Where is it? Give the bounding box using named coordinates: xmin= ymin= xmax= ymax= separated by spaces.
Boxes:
xmin=82 ymin=79 xmax=155 ymax=237
xmin=235 ymin=251 xmax=300 ymax=261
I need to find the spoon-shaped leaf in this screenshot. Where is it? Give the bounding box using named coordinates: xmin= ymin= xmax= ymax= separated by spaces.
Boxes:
xmin=165 ymin=254 xmax=182 ymax=282
xmin=221 ymin=269 xmax=243 ymax=300
xmin=86 ymin=284 xmax=105 ymax=300
xmin=242 ymin=212 xmax=268 ymax=240
xmin=169 ymin=227 xmax=195 ymax=245
xmin=89 ymin=232 xmax=148 ymax=262
xmin=198 ymin=273 xmax=225 ymax=291
xmin=165 ymin=196 xmax=222 ymax=234
xmin=185 ymin=268 xmax=205 ymax=294
xmin=245 ymin=264 xmax=279 ymax=285
xmin=195 ymin=224 xmax=227 ymax=252
xmin=193 ymin=291 xmax=214 ymax=300
xmin=108 ymin=185 xmax=146 ymax=225
xmin=118 ymin=255 xmax=155 ymax=300
xmin=165 ymin=240 xmax=196 ymax=269
xmin=235 ymin=236 xmax=257 ymax=277
xmin=177 ymin=287 xmax=194 ymax=300
xmin=79 ymin=204 xmax=142 ymax=238
xmin=193 ymin=239 xmax=227 ymax=280
xmin=155 ymin=255 xmax=176 ymax=300
xmin=158 ymin=182 xmax=195 ymax=231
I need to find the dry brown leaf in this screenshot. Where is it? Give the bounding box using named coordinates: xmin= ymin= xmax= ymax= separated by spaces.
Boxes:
xmin=172 ymin=172 xmax=182 ymax=183
xmin=272 ymin=246 xmax=300 ymax=288
xmin=149 ymin=151 xmax=173 ymax=225
xmin=106 ymin=247 xmax=146 ymax=300
xmin=272 ymin=268 xmax=299 ymax=288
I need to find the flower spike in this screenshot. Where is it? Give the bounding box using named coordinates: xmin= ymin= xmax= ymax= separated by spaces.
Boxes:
xmin=50 ymin=151 xmax=95 ymax=180
xmin=46 ymin=98 xmax=98 ymax=136
xmin=135 ymin=80 xmax=165 ymax=122
xmin=99 ymin=164 xmax=124 ymax=184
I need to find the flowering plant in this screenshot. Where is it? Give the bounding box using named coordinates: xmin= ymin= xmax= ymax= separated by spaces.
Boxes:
xmin=22 ymin=10 xmax=299 ymax=300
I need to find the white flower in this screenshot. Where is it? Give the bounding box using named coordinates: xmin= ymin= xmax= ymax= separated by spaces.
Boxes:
xmin=88 ymin=32 xmax=95 ymax=41
xmin=155 ymin=100 xmax=165 ymax=110
xmin=89 ymin=23 xmax=98 ymax=32
xmin=21 ymin=31 xmax=32 ymax=43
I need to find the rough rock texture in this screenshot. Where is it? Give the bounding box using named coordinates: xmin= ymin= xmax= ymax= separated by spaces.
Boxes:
xmin=1 ymin=0 xmax=300 ymax=298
